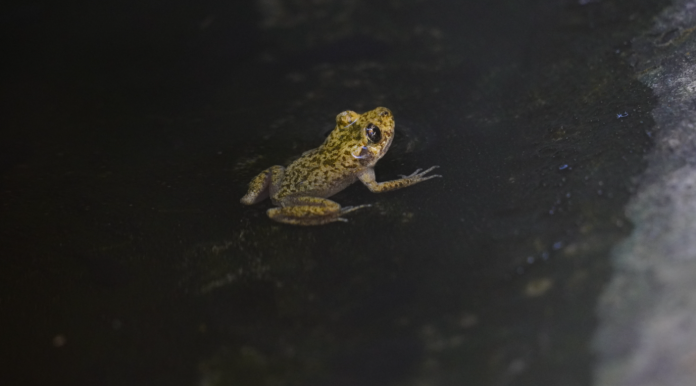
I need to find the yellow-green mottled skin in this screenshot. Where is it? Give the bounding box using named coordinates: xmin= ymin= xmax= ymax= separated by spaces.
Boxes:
xmin=241 ymin=107 xmax=441 ymax=225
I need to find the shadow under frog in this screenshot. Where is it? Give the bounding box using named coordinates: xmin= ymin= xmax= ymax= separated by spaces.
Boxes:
xmin=241 ymin=107 xmax=441 ymax=225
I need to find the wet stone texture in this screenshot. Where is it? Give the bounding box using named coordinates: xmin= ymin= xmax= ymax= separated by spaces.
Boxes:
xmin=0 ymin=1 xmax=672 ymax=386
xmin=593 ymin=1 xmax=696 ymax=385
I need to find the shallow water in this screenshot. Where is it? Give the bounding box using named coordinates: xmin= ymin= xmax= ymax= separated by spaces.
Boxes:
xmin=0 ymin=0 xmax=669 ymax=385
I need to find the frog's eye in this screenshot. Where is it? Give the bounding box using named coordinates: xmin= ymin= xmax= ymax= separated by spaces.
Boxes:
xmin=365 ymin=124 xmax=381 ymax=143
xmin=380 ymin=110 xmax=390 ymax=117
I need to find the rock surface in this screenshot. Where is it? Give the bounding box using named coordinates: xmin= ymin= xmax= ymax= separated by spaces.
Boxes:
xmin=594 ymin=1 xmax=696 ymax=385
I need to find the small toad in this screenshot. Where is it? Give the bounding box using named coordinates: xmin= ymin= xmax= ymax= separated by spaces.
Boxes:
xmin=240 ymin=107 xmax=441 ymax=225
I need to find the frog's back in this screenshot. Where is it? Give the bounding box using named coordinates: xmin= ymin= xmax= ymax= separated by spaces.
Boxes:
xmin=272 ymin=108 xmax=378 ymax=200
xmin=277 ymin=148 xmax=361 ymax=199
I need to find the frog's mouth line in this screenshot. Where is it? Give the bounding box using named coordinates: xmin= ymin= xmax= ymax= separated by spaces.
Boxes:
xmin=351 ymin=145 xmax=369 ymax=159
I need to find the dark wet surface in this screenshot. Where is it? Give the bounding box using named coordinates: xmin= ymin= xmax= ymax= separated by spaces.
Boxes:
xmin=0 ymin=0 xmax=669 ymax=385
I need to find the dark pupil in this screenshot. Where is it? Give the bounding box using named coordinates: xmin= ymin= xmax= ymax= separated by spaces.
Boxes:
xmin=366 ymin=124 xmax=381 ymax=143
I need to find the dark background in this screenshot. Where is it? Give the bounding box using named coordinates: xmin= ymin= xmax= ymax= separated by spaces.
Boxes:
xmin=1 ymin=1 xmax=668 ymax=385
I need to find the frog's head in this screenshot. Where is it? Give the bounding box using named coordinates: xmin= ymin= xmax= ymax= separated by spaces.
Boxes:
xmin=349 ymin=107 xmax=395 ymax=166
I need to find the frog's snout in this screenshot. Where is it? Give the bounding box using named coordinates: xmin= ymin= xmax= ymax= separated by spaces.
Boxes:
xmin=375 ymin=107 xmax=392 ymax=117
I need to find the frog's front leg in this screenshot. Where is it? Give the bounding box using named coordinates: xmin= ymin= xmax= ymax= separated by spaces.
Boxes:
xmin=358 ymin=166 xmax=441 ymax=193
xmin=268 ymin=196 xmax=370 ymax=226
xmin=240 ymin=165 xmax=285 ymax=205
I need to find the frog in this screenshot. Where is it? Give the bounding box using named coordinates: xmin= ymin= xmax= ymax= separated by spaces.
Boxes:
xmin=240 ymin=107 xmax=441 ymax=225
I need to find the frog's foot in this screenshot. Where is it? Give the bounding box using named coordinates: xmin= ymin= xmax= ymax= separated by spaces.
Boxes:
xmin=398 ymin=165 xmax=442 ymax=181
xmin=267 ymin=197 xmax=370 ymax=226
xmin=359 ymin=165 xmax=441 ymax=193
xmin=339 ymin=204 xmax=372 ymax=215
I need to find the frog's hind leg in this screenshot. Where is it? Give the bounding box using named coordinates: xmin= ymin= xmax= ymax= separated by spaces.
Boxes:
xmin=267 ymin=196 xmax=370 ymax=226
xmin=240 ymin=166 xmax=284 ymax=205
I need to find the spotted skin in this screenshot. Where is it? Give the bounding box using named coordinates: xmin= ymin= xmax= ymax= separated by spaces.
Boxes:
xmin=240 ymin=107 xmax=441 ymax=225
